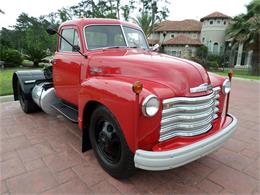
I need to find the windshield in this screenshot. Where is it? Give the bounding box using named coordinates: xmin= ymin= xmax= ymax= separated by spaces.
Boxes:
xmin=122 ymin=26 xmax=148 ymax=49
xmin=84 ymin=25 xmax=148 ymax=50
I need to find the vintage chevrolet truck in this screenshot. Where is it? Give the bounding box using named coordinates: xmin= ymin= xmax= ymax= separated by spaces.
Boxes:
xmin=12 ymin=18 xmax=237 ymax=179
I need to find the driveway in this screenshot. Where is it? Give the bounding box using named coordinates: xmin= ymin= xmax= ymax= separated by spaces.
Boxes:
xmin=0 ymin=79 xmax=259 ymax=194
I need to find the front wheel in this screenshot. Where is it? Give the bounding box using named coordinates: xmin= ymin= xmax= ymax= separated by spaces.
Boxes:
xmin=89 ymin=106 xmax=136 ymax=179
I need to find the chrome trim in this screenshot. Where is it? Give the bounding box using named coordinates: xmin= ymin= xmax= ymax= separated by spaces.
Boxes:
xmin=24 ymin=80 xmax=36 ymax=84
xmin=163 ymin=92 xmax=216 ymax=104
xmin=159 ymin=124 xmax=213 ymax=142
xmin=161 ymin=108 xmax=215 ymax=125
xmin=162 ymin=100 xmax=219 ymax=115
xmin=134 ymin=114 xmax=237 ymax=170
xmin=160 ymin=115 xmax=214 ymax=133
xmin=190 ymin=83 xmax=211 ymax=93
xmin=159 ymin=87 xmax=220 ymax=141
xmin=142 ymin=95 xmax=159 ymax=117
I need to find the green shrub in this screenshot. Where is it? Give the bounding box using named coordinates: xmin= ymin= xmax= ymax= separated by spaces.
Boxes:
xmin=207 ymin=60 xmax=219 ymax=71
xmin=207 ymin=54 xmax=221 ymax=64
xmin=0 ymin=49 xmax=23 ymax=67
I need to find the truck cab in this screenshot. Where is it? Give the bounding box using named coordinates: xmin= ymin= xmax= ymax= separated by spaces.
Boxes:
xmin=12 ymin=18 xmax=237 ymax=179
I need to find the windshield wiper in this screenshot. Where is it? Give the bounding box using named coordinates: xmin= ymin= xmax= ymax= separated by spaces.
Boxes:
xmin=102 ymin=46 xmax=126 ymax=50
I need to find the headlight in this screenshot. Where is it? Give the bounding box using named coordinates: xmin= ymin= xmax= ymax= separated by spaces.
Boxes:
xmin=222 ymin=79 xmax=231 ymax=94
xmin=142 ymin=95 xmax=160 ymax=117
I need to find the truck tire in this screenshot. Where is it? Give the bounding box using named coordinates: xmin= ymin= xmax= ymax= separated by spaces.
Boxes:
xmin=89 ymin=106 xmax=136 ymax=179
xmin=17 ymin=82 xmax=39 ymax=113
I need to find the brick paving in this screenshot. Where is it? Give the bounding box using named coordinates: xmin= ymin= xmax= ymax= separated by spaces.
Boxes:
xmin=0 ymin=79 xmax=259 ymax=194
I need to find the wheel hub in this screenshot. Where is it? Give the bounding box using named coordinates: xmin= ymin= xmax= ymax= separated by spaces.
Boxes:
xmin=96 ymin=120 xmax=121 ymax=163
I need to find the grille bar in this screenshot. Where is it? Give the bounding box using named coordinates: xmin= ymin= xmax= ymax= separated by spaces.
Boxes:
xmin=160 ymin=87 xmax=220 ymax=142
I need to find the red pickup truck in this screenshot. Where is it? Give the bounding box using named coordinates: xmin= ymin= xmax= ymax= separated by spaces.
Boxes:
xmin=12 ymin=18 xmax=237 ymax=179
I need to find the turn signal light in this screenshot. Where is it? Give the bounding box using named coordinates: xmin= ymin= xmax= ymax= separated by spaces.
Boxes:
xmin=228 ymin=70 xmax=234 ymax=80
xmin=132 ymin=81 xmax=143 ymax=94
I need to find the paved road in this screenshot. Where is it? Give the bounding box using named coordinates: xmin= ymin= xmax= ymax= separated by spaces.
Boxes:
xmin=0 ymin=79 xmax=259 ymax=194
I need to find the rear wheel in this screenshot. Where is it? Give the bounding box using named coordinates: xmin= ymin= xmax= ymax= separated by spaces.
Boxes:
xmin=17 ymin=82 xmax=39 ymax=113
xmin=89 ymin=106 xmax=136 ymax=179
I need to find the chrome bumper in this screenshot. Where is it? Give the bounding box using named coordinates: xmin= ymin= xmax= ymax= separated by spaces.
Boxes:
xmin=134 ymin=114 xmax=237 ymax=171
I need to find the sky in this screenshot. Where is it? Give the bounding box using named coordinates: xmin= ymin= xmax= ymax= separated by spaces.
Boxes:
xmin=0 ymin=0 xmax=252 ymax=29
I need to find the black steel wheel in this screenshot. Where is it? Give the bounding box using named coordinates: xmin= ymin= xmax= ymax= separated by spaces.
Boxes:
xmin=89 ymin=106 xmax=136 ymax=179
xmin=95 ymin=120 xmax=121 ymax=164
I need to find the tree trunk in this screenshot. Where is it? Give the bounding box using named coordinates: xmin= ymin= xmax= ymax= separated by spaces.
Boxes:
xmin=33 ymin=61 xmax=39 ymax=67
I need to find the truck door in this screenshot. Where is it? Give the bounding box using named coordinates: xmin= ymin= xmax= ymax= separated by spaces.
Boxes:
xmin=53 ymin=26 xmax=83 ymax=106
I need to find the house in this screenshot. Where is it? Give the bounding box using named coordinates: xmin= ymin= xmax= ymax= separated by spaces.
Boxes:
xmin=148 ymin=12 xmax=252 ymax=68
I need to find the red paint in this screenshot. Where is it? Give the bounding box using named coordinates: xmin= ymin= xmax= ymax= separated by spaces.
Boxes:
xmin=53 ymin=18 xmax=230 ymax=153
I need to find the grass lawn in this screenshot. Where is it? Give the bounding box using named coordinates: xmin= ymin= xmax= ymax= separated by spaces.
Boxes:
xmin=0 ymin=67 xmax=41 ymax=96
xmin=210 ymin=69 xmax=260 ymax=80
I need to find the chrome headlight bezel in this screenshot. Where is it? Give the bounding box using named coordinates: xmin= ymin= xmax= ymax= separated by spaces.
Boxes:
xmin=142 ymin=95 xmax=160 ymax=117
xmin=222 ymin=79 xmax=231 ymax=94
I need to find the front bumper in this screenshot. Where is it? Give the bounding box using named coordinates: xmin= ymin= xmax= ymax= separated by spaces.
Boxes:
xmin=134 ymin=114 xmax=237 ymax=171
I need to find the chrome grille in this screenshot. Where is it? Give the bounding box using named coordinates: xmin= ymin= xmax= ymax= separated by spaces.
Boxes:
xmin=160 ymin=87 xmax=220 ymax=142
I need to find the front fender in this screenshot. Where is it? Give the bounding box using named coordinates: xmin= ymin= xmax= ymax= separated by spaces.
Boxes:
xmin=78 ymin=76 xmax=172 ymax=153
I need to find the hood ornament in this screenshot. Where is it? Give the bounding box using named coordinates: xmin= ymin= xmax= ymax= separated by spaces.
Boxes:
xmin=190 ymin=83 xmax=212 ymax=93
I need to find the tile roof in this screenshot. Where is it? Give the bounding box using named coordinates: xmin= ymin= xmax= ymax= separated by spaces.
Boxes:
xmin=155 ymin=19 xmax=202 ymax=32
xmin=200 ymin=11 xmax=231 ymax=21
xmin=163 ymin=35 xmax=202 ymax=46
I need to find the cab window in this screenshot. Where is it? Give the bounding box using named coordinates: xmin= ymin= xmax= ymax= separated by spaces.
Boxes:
xmin=60 ymin=28 xmax=80 ymax=52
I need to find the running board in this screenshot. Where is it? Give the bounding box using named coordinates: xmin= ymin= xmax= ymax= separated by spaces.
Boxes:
xmin=51 ymin=102 xmax=78 ymax=123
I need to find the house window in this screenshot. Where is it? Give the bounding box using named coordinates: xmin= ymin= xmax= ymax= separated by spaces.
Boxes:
xmin=171 ymin=34 xmax=175 ymax=38
xmin=210 ymin=20 xmax=213 ymax=25
xmin=217 ymin=20 xmax=221 ymax=24
xmin=213 ymin=42 xmax=219 ymax=54
xmin=172 ymin=51 xmax=177 ymax=56
xmin=202 ymin=37 xmax=205 ymax=42
xmin=224 ymin=21 xmax=226 ymax=25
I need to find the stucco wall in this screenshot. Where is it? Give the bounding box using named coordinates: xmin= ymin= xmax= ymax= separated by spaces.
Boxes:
xmin=200 ymin=19 xmax=230 ymax=54
xmin=164 ymin=45 xmax=197 ymax=58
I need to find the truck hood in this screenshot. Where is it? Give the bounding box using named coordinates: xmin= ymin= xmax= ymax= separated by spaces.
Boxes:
xmin=88 ymin=48 xmax=210 ymax=97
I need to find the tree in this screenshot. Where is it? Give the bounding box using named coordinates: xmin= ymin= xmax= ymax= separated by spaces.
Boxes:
xmin=226 ymin=0 xmax=260 ymax=75
xmin=132 ymin=0 xmax=169 ymax=36
xmin=196 ymin=45 xmax=208 ymax=60
xmin=58 ymin=8 xmax=72 ymax=22
xmin=11 ymin=13 xmax=56 ymax=66
xmin=132 ymin=12 xmax=156 ymax=36
xmin=121 ymin=0 xmax=135 ymax=21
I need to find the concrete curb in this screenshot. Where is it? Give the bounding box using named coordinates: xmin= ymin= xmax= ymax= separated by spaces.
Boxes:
xmin=0 ymin=95 xmax=13 ymax=103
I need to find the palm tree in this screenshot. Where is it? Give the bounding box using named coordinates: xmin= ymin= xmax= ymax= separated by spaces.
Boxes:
xmin=132 ymin=12 xmax=158 ymax=37
xmin=226 ymin=0 xmax=260 ymax=75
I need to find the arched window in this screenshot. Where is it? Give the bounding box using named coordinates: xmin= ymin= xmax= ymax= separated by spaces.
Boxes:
xmin=213 ymin=42 xmax=219 ymax=54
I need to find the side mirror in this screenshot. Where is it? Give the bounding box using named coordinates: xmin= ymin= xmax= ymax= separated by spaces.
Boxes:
xmin=151 ymin=44 xmax=160 ymax=51
xmin=46 ymin=25 xmax=57 ymax=35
